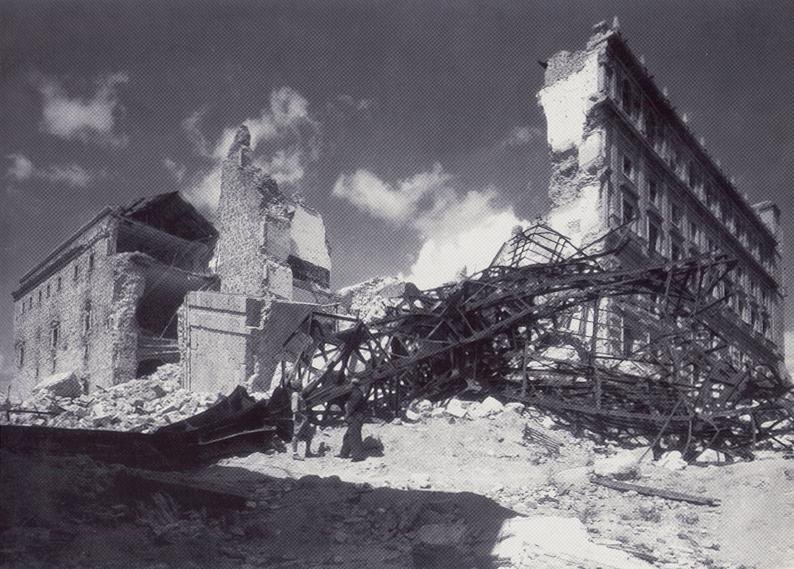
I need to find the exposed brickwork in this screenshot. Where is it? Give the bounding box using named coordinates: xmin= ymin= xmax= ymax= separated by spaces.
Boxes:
xmin=12 ymin=217 xmax=118 ymax=395
xmin=11 ymin=125 xmax=334 ymax=397
xmin=214 ymin=125 xmax=332 ymax=300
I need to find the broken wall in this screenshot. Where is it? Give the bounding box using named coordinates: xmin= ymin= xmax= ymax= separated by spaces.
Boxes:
xmin=11 ymin=217 xmax=141 ymax=396
xmin=178 ymin=290 xmax=316 ymax=393
xmin=213 ymin=126 xmax=333 ymax=304
xmin=538 ymin=40 xmax=610 ymax=249
xmin=213 ymin=127 xmax=295 ymax=300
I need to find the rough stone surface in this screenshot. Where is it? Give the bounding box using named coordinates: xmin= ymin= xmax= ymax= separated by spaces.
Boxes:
xmin=11 ymin=194 xmax=217 ymax=398
xmin=444 ymin=398 xmax=469 ymax=419
xmin=469 ymin=396 xmax=505 ymax=418
xmin=337 ymin=276 xmax=405 ymax=322
xmin=2 ymin=364 xmax=220 ymax=432
xmin=591 ymin=447 xmax=649 ymax=479
xmin=32 ymin=370 xmax=83 ymax=398
xmin=213 ymin=125 xmax=332 ymax=300
xmin=657 ymin=450 xmax=687 ymax=471
xmin=179 ymin=291 xmax=316 ymax=393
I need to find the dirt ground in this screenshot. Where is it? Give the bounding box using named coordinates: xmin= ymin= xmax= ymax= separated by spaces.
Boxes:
xmin=2 ymin=404 xmax=793 ymax=569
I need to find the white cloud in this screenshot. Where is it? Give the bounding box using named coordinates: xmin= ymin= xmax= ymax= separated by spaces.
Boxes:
xmin=7 ymin=154 xmax=33 ymax=180
xmin=208 ymin=86 xmax=317 ymax=161
xmin=185 ymin=166 xmax=222 ymax=215
xmin=785 ymin=330 xmax=794 ymax=377
xmin=162 ymin=158 xmax=187 ymax=183
xmin=261 ymin=148 xmax=305 ymax=186
xmin=334 ymin=163 xmax=529 ymax=288
xmin=332 ymin=163 xmax=452 ymax=223
xmin=43 ymin=163 xmax=93 ymax=187
xmin=182 ymin=108 xmax=211 ymax=157
xmin=502 ymin=125 xmax=542 ymax=147
xmin=5 ymin=153 xmax=94 ymax=188
xmin=37 ymin=72 xmax=128 ymax=146
xmin=405 ymin=189 xmax=529 ymax=288
xmin=182 ymin=87 xmax=319 ymax=211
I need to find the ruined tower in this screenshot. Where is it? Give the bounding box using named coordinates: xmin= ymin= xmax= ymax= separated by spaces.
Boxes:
xmin=178 ymin=125 xmax=334 ymax=393
xmin=214 ymin=125 xmax=295 ymax=300
xmin=213 ymin=125 xmax=332 ymax=302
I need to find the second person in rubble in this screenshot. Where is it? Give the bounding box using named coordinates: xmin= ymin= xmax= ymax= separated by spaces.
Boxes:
xmin=337 ymin=377 xmax=367 ymax=462
xmin=290 ymin=377 xmax=315 ymax=460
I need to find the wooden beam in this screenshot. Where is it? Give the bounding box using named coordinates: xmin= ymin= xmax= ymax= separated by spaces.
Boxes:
xmin=591 ymin=475 xmax=720 ymax=506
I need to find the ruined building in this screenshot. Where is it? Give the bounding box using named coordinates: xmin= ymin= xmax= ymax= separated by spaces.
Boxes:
xmin=11 ymin=194 xmax=218 ymax=394
xmin=179 ymin=125 xmax=334 ymax=394
xmin=11 ymin=125 xmax=334 ymax=397
xmin=538 ymin=21 xmax=785 ymax=376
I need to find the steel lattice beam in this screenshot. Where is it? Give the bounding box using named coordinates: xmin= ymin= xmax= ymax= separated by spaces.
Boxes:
xmin=279 ymin=223 xmax=792 ymax=457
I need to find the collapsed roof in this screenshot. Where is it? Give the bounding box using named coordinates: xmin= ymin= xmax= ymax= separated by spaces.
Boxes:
xmin=280 ymin=223 xmax=793 ymax=459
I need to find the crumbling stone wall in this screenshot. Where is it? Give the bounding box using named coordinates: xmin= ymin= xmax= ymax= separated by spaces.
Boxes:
xmin=108 ymin=254 xmax=147 ymax=387
xmin=11 ymin=196 xmax=217 ymax=397
xmin=178 ymin=290 xmax=315 ymax=393
xmin=12 ymin=217 xmax=121 ymax=396
xmin=214 ymin=126 xmax=294 ymax=300
xmin=538 ymin=36 xmax=610 ymax=249
xmin=213 ymin=125 xmax=333 ymax=302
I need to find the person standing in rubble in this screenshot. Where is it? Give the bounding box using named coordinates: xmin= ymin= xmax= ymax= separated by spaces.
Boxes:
xmin=290 ymin=377 xmax=315 ymax=460
xmin=338 ymin=377 xmax=367 ymax=462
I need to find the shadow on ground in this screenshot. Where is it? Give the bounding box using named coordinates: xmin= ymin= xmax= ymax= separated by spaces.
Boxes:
xmin=1 ymin=450 xmax=517 ymax=569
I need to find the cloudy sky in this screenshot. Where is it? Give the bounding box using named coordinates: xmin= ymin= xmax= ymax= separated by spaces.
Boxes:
xmin=1 ymin=0 xmax=792 ymax=387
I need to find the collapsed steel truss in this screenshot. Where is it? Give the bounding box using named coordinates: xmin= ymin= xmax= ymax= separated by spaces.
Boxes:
xmin=280 ymin=224 xmax=793 ymax=458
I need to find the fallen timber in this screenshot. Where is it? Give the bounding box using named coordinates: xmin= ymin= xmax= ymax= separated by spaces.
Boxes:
xmin=0 ymin=385 xmax=292 ymax=469
xmin=281 ymin=223 xmax=793 ymax=459
xmin=591 ymin=475 xmax=720 ymax=507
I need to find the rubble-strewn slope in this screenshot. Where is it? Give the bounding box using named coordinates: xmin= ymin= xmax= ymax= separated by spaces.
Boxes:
xmin=1 ymin=364 xmax=221 ymax=432
xmin=3 ymin=397 xmax=792 ymax=569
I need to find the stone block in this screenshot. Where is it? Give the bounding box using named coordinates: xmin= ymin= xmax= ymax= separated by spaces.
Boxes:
xmin=657 ymin=450 xmax=687 ymax=471
xmin=592 ymin=447 xmax=649 ymax=479
xmin=470 ymin=396 xmax=504 ymax=418
xmin=444 ymin=398 xmax=469 ymax=419
xmin=33 ymin=370 xmax=82 ymax=398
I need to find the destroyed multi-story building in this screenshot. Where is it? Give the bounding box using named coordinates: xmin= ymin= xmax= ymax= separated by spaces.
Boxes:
xmin=11 ymin=125 xmax=334 ymax=397
xmin=538 ymin=20 xmax=785 ymax=376
xmin=11 ymin=193 xmax=219 ymax=394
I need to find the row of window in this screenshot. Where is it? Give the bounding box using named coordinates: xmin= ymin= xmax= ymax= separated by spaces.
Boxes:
xmin=620 ymin=186 xmax=775 ymax=338
xmin=16 ymin=303 xmax=93 ymax=369
xmin=619 ymin=154 xmax=775 ymax=309
xmin=608 ymin=63 xmax=775 ymax=274
xmin=19 ymin=252 xmax=95 ymax=316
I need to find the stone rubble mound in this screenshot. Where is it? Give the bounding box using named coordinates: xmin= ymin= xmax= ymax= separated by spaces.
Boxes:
xmin=336 ymin=276 xmax=405 ymax=322
xmin=2 ymin=364 xmax=222 ymax=433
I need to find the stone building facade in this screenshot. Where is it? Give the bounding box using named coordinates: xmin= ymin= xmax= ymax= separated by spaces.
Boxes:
xmin=11 ymin=194 xmax=218 ymax=395
xmin=538 ymin=21 xmax=785 ymax=375
xmin=11 ymin=125 xmax=336 ymax=397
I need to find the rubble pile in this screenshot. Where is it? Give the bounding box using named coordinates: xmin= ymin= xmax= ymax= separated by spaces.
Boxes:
xmin=3 ymin=383 xmax=793 ymax=568
xmin=336 ymin=276 xmax=406 ymax=322
xmin=1 ymin=364 xmax=222 ymax=433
